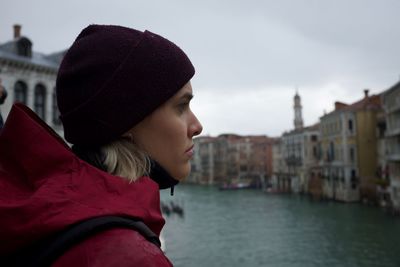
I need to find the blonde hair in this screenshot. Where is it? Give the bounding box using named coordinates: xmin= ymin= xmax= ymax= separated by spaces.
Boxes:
xmin=101 ymin=138 xmax=151 ymax=182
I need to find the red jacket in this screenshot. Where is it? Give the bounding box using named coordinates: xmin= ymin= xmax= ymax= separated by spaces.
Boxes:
xmin=0 ymin=104 xmax=173 ymax=266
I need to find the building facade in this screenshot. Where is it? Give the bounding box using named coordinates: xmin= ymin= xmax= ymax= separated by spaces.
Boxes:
xmin=381 ymin=81 xmax=400 ymax=213
xmin=279 ymin=125 xmax=319 ymax=193
xmin=270 ymin=138 xmax=290 ymax=192
xmin=189 ymin=136 xmax=216 ymax=185
xmin=272 ymin=92 xmax=319 ymax=194
xmin=189 ymin=134 xmax=274 ymax=187
xmin=0 ymin=25 xmax=65 ymax=135
xmin=281 ymin=129 xmax=304 ymax=193
xmin=301 ymin=124 xmax=320 ymax=194
xmin=319 ymin=90 xmax=381 ymax=202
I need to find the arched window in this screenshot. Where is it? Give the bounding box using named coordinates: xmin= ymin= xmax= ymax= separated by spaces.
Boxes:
xmin=34 ymin=84 xmax=46 ymax=120
xmin=14 ymin=81 xmax=27 ymax=104
xmin=52 ymin=89 xmax=61 ymax=125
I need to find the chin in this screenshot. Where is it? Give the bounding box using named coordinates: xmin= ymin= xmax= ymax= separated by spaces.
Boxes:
xmin=174 ymin=171 xmax=189 ymax=181
xmin=172 ymin=165 xmax=191 ymax=181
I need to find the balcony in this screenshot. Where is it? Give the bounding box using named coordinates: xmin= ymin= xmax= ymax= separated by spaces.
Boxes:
xmin=385 ymin=101 xmax=400 ymax=114
xmin=284 ymin=156 xmax=302 ymax=166
xmin=387 ymin=154 xmax=400 ymax=162
xmin=385 ymin=127 xmax=400 ymax=137
xmin=385 ymin=142 xmax=400 ymax=161
xmin=383 ymin=93 xmax=400 ymax=113
xmin=373 ymin=178 xmax=390 ymax=188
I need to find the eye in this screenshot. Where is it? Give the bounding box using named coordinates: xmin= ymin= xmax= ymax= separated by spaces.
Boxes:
xmin=177 ymin=102 xmax=190 ymax=113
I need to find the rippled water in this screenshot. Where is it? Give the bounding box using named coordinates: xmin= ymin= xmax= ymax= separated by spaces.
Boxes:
xmin=160 ymin=184 xmax=400 ymax=267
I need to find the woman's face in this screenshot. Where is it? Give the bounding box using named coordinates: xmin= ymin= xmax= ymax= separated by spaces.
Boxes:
xmin=130 ymin=82 xmax=203 ymax=180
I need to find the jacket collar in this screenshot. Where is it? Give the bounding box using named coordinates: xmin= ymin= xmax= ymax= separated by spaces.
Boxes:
xmin=0 ymin=104 xmax=165 ymax=254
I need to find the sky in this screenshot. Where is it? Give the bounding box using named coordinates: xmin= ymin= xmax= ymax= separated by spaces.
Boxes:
xmin=1 ymin=0 xmax=400 ymax=137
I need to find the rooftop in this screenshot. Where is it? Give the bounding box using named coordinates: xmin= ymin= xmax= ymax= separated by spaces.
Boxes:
xmin=0 ymin=25 xmax=66 ymax=72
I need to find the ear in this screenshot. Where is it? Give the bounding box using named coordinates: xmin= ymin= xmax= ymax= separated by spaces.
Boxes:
xmin=122 ymin=131 xmax=134 ymax=142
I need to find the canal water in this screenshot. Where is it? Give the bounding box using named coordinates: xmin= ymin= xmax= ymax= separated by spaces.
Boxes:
xmin=160 ymin=184 xmax=400 ymax=267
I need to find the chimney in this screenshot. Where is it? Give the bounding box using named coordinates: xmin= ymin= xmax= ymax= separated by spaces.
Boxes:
xmin=364 ymin=89 xmax=369 ymax=98
xmin=13 ymin=24 xmax=21 ymax=39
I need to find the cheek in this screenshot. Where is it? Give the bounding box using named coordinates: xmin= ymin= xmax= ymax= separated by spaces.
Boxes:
xmin=132 ymin=113 xmax=190 ymax=179
xmin=152 ymin=124 xmax=189 ymax=177
xmin=156 ymin=123 xmax=186 ymax=157
xmin=141 ymin=121 xmax=185 ymax=160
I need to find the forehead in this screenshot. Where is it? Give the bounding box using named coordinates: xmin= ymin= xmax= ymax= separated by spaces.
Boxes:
xmin=173 ymin=82 xmax=193 ymax=99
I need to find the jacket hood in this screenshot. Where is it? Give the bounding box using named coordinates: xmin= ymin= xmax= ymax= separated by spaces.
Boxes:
xmin=0 ymin=104 xmax=165 ymax=255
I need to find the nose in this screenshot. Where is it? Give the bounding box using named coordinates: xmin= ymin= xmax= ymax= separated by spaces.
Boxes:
xmin=188 ymin=111 xmax=203 ymax=137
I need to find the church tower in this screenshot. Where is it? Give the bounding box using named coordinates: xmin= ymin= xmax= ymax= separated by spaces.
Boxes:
xmin=294 ymin=90 xmax=303 ymax=130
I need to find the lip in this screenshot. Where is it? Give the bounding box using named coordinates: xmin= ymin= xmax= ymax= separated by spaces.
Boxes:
xmin=185 ymin=145 xmax=194 ymax=157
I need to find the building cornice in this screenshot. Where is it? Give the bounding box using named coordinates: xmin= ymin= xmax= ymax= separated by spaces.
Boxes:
xmin=0 ymin=57 xmax=58 ymax=75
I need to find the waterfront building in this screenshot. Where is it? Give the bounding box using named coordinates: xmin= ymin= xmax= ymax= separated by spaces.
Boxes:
xmin=271 ymin=138 xmax=287 ymax=192
xmin=280 ymin=124 xmax=319 ymax=193
xmin=381 ymin=80 xmax=400 ymax=213
xmin=190 ymin=134 xmax=274 ymax=187
xmin=375 ymin=110 xmax=390 ymax=207
xmin=319 ymin=90 xmax=381 ymax=202
xmin=240 ymin=135 xmax=274 ymax=187
xmin=0 ymin=24 xmax=65 ymax=135
xmin=281 ymin=129 xmax=303 ymax=193
xmin=271 ymin=137 xmax=290 ymax=192
xmin=274 ymin=92 xmax=319 ymax=193
xmin=189 ymin=136 xmax=216 ymax=185
xmin=279 ymin=92 xmax=306 ymax=193
xmin=302 ymin=124 xmax=320 ymax=194
xmin=190 ymin=134 xmax=237 ymax=185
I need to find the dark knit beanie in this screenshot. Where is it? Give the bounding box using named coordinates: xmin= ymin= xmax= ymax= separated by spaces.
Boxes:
xmin=56 ymin=24 xmax=195 ymax=146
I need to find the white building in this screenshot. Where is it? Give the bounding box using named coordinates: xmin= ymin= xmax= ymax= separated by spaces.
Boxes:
xmin=277 ymin=92 xmax=319 ymax=193
xmin=381 ymin=81 xmax=400 ymax=213
xmin=282 ymin=129 xmax=304 ymax=193
xmin=0 ymin=25 xmax=66 ymax=135
xmin=189 ymin=136 xmax=216 ymax=185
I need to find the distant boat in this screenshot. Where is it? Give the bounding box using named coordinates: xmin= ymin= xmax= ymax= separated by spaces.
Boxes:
xmin=219 ymin=180 xmax=255 ymax=190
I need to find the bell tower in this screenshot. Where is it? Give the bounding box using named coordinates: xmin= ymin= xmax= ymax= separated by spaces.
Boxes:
xmin=294 ymin=90 xmax=303 ymax=130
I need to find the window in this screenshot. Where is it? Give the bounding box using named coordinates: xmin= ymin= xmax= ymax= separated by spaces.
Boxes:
xmin=348 ymin=119 xmax=353 ymax=132
xmin=14 ymin=81 xmax=27 ymax=104
xmin=52 ymin=90 xmax=61 ymax=125
xmin=351 ymin=169 xmax=357 ymax=189
xmin=329 ymin=142 xmax=335 ymax=161
xmin=377 ymin=121 xmax=386 ymax=138
xmin=350 ymin=147 xmax=355 ymax=162
xmin=34 ymin=84 xmax=46 ymax=120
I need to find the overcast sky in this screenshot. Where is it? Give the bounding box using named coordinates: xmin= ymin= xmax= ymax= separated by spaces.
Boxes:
xmin=1 ymin=0 xmax=400 ymax=137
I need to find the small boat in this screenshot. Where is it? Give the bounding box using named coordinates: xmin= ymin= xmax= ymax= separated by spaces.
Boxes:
xmin=219 ymin=180 xmax=254 ymax=190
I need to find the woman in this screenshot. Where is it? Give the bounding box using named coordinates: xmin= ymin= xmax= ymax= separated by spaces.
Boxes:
xmin=0 ymin=25 xmax=202 ymax=266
